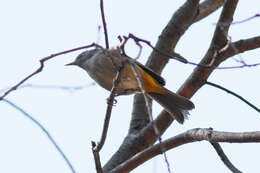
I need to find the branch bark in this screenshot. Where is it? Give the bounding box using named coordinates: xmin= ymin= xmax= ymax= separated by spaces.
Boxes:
xmin=194 ymin=0 xmax=224 ymax=22
xmin=110 ymin=128 xmax=260 ymax=173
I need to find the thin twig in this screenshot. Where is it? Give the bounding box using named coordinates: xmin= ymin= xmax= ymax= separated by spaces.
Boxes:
xmin=0 ymin=43 xmax=96 ymax=101
xmin=210 ymin=142 xmax=242 ymax=173
xmin=206 ymin=81 xmax=260 ymax=113
xmin=129 ymin=64 xmax=158 ymax=133
xmin=2 ymin=99 xmax=76 ymax=173
xmin=130 ymin=63 xmax=171 ymax=173
xmin=100 ymin=0 xmax=109 ymax=49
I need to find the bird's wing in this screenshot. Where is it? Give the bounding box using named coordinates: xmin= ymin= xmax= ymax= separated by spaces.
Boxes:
xmin=134 ymin=61 xmax=166 ymax=86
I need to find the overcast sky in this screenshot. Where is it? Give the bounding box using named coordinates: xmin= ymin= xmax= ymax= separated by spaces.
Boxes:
xmin=0 ymin=0 xmax=260 ymax=173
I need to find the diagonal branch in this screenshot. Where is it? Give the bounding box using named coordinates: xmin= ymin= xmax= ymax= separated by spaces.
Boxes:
xmin=178 ymin=0 xmax=238 ymax=98
xmin=146 ymin=0 xmax=200 ymax=73
xmin=194 ymin=0 xmax=224 ymax=22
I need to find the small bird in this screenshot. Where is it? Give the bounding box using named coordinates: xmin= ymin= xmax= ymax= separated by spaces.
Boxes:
xmin=66 ymin=47 xmax=194 ymax=124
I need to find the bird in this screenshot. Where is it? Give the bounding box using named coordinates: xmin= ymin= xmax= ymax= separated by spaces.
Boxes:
xmin=66 ymin=47 xmax=194 ymax=124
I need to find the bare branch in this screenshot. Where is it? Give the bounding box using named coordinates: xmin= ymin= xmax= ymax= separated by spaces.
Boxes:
xmin=0 ymin=43 xmax=96 ymax=101
xmin=210 ymin=142 xmax=242 ymax=173
xmin=110 ymin=128 xmax=260 ymax=173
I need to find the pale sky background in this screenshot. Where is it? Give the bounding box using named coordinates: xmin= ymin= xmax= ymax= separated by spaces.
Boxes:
xmin=0 ymin=0 xmax=260 ymax=173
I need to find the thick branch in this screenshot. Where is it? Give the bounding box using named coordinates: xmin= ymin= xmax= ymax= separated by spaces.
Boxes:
xmin=111 ymin=128 xmax=260 ymax=173
xmin=178 ymin=0 xmax=238 ymax=98
xmin=194 ymin=0 xmax=224 ymax=22
xmin=146 ymin=0 xmax=200 ymax=73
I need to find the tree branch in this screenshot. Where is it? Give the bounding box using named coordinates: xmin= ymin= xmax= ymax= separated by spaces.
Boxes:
xmin=110 ymin=128 xmax=260 ymax=173
xmin=178 ymin=0 xmax=238 ymax=98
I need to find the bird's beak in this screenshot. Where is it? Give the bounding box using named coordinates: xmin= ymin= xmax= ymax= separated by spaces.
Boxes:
xmin=65 ymin=61 xmax=77 ymax=66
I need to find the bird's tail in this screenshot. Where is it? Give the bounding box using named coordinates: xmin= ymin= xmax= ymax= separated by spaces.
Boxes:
xmin=148 ymin=89 xmax=194 ymax=124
